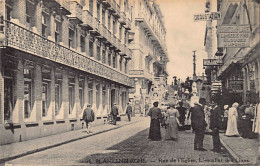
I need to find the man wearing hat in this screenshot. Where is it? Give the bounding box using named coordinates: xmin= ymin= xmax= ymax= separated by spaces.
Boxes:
xmin=82 ymin=104 xmax=95 ymax=133
xmin=176 ymin=101 xmax=186 ymax=126
xmin=191 ymin=98 xmax=207 ymax=151
xmin=111 ymin=103 xmax=119 ymax=125
xmin=126 ymin=102 xmax=132 ymax=121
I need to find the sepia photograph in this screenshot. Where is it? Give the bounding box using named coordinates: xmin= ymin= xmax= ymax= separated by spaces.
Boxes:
xmin=0 ymin=0 xmax=259 ymax=165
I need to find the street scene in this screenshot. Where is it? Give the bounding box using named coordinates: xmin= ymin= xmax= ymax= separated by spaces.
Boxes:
xmin=0 ymin=0 xmax=259 ymax=165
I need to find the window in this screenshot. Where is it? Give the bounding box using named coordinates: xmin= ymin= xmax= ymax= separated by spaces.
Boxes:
xmin=102 ymin=49 xmax=106 ymax=64
xmin=102 ymin=9 xmax=105 ymax=25
xmin=113 ymin=19 xmax=116 ymax=35
xmin=89 ymin=0 xmax=93 ymax=14
xmin=124 ymin=31 xmax=127 ymax=44
xmin=80 ymin=35 xmax=85 ymax=52
xmin=102 ymin=85 xmax=106 ymax=108
xmin=119 ymin=57 xmax=122 ymax=71
xmin=108 ymin=14 xmax=111 ymax=30
xmin=69 ymin=29 xmax=75 ymax=49
xmin=42 ymin=66 xmax=51 ymax=117
xmin=55 ymin=70 xmax=62 ymax=115
xmin=54 ymin=19 xmax=61 ymax=43
xmin=79 ymin=75 xmax=84 ymax=109
xmin=88 ymin=79 xmax=93 ymax=105
xmin=125 ymin=61 xmax=127 ymax=73
xmin=112 ymin=54 xmax=116 ymax=68
xmin=24 ymin=66 xmax=34 ymax=119
xmin=3 ymin=61 xmax=15 ymax=121
xmin=42 ymin=14 xmax=49 ymax=38
xmin=96 ymin=82 xmax=100 ymax=107
xmin=26 ymin=0 xmax=35 ymax=28
xmin=119 ymin=25 xmax=122 ymax=40
xmin=97 ymin=3 xmax=100 ymax=21
xmin=68 ymin=74 xmax=75 ymax=114
xmin=5 ymin=5 xmax=12 ymax=21
xmin=97 ymin=45 xmax=101 ymax=61
xmin=89 ymin=36 xmax=94 ymax=57
xmin=108 ymin=53 xmax=111 ymax=66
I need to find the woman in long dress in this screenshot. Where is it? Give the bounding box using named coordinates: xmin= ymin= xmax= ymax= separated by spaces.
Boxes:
xmin=165 ymin=103 xmax=180 ymax=141
xmin=225 ymin=102 xmax=239 ymax=136
xmin=148 ymin=101 xmax=162 ymax=141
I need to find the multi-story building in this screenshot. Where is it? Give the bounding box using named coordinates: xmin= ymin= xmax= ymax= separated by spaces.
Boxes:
xmin=0 ymin=0 xmax=134 ymax=145
xmin=214 ymin=0 xmax=259 ymax=104
xmin=128 ymin=0 xmax=168 ymax=112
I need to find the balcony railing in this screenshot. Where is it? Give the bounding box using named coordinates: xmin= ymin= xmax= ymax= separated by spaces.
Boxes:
xmin=44 ymin=0 xmax=71 ymax=15
xmin=119 ymin=12 xmax=126 ymax=25
xmin=1 ymin=20 xmax=133 ymax=87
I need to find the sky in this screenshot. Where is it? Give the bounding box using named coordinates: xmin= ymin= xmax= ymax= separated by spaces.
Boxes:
xmin=158 ymin=0 xmax=209 ymax=83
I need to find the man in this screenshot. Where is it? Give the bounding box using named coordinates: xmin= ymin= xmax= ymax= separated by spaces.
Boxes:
xmin=176 ymin=101 xmax=186 ymax=126
xmin=111 ymin=103 xmax=119 ymax=125
xmin=82 ymin=104 xmax=95 ymax=133
xmin=191 ymin=98 xmax=207 ymax=151
xmin=210 ymin=101 xmax=222 ymax=153
xmin=126 ymin=103 xmax=132 ymax=121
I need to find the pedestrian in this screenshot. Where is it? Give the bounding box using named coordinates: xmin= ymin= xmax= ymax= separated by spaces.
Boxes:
xmin=165 ymin=103 xmax=180 ymax=141
xmin=225 ymin=102 xmax=239 ymax=137
xmin=82 ymin=104 xmax=95 ymax=133
xmin=191 ymin=98 xmax=207 ymax=151
xmin=176 ymin=101 xmax=186 ymax=126
xmin=210 ymin=101 xmax=222 ymax=153
xmin=126 ymin=103 xmax=132 ymax=121
xmin=148 ymin=101 xmax=162 ymax=141
xmin=111 ymin=103 xmax=119 ymax=125
xmin=223 ymin=105 xmax=229 ymax=132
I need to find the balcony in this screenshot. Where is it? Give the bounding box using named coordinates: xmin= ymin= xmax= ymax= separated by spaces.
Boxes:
xmin=81 ymin=10 xmax=93 ymax=30
xmin=67 ymin=1 xmax=83 ymax=24
xmin=89 ymin=18 xmax=99 ymax=35
xmin=101 ymin=0 xmax=112 ymax=7
xmin=119 ymin=12 xmax=126 ymax=25
xmin=119 ymin=44 xmax=126 ymax=56
xmin=111 ymin=2 xmax=120 ymax=18
xmin=124 ymin=18 xmax=131 ymax=30
xmin=97 ymin=24 xmax=106 ymax=40
xmin=110 ymin=35 xmax=116 ymax=48
xmin=108 ymin=0 xmax=116 ymax=13
xmin=43 ymin=0 xmax=71 ymax=15
xmin=1 ymin=20 xmax=133 ymax=87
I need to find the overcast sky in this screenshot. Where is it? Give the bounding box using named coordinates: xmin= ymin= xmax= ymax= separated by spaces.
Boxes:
xmin=158 ymin=0 xmax=208 ymax=83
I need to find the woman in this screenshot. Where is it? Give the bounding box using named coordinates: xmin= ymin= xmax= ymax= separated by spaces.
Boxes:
xmin=225 ymin=102 xmax=239 ymax=136
xmin=148 ymin=101 xmax=162 ymax=141
xmin=165 ymin=103 xmax=180 ymax=141
xmin=223 ymin=105 xmax=229 ymax=132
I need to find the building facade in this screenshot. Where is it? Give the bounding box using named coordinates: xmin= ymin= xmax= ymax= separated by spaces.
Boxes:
xmin=205 ymin=0 xmax=259 ymax=105
xmin=0 ymin=0 xmax=134 ymax=145
xmin=128 ymin=0 xmax=168 ymax=113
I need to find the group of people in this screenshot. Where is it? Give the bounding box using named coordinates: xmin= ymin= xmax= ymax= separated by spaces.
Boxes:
xmin=148 ymin=98 xmax=223 ymax=153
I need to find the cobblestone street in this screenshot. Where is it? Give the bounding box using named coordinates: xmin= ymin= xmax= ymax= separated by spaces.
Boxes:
xmin=6 ymin=117 xmax=239 ymax=165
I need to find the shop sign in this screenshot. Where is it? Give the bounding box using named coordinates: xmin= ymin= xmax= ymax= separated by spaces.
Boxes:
xmin=229 ymin=80 xmax=243 ymax=93
xmin=203 ymin=59 xmax=223 ymax=66
xmin=194 ymin=12 xmax=221 ymax=21
xmin=217 ymin=25 xmax=250 ymax=47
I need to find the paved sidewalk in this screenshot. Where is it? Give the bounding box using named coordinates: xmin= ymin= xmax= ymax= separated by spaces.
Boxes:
xmin=0 ymin=116 xmax=142 ymax=164
xmin=219 ymin=133 xmax=259 ymax=165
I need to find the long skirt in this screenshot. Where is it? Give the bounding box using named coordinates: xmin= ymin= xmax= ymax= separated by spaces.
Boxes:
xmin=225 ymin=116 xmax=239 ymax=136
xmin=149 ymin=119 xmax=161 ymax=141
xmin=165 ymin=117 xmax=178 ymax=140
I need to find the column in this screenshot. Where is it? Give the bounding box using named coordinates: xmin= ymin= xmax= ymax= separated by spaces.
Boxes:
xmin=76 ymin=26 xmax=81 ymax=51
xmin=106 ymin=83 xmax=110 ymax=114
xmin=49 ymin=13 xmax=55 ymax=40
xmin=84 ymin=75 xmax=89 ymax=109
xmin=13 ymin=60 xmax=24 ymax=123
xmin=85 ymin=33 xmax=90 ymax=56
xmin=34 ymin=64 xmax=42 ymax=121
xmin=75 ymin=74 xmax=80 ymax=119
xmin=93 ymin=38 xmax=97 ymax=59
xmin=93 ymin=0 xmax=98 ymax=18
xmin=61 ymin=16 xmax=69 ymax=46
xmin=0 ymin=49 xmax=3 ymax=124
xmin=34 ymin=1 xmax=42 ymax=34
xmin=50 ymin=67 xmax=55 ymax=120
xmin=92 ymin=79 xmax=97 ymax=113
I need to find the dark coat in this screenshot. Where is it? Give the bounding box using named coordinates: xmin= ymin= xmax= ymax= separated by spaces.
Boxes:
xmin=210 ymin=106 xmax=222 ymax=130
xmin=148 ymin=107 xmax=162 ymax=120
xmin=83 ymin=108 xmax=95 ymax=122
xmin=111 ymin=106 xmax=119 ymax=116
xmin=126 ymin=105 xmax=132 ymax=114
xmin=191 ymin=104 xmax=207 ymax=130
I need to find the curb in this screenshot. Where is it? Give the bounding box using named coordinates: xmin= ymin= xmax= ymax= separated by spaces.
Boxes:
xmin=0 ymin=120 xmax=141 ymax=164
xmin=219 ymin=137 xmax=240 ymax=163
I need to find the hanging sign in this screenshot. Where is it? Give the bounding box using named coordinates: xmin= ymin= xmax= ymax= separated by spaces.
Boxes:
xmin=217 ymin=25 xmax=250 ymax=47
xmin=203 ymin=59 xmax=223 ymax=66
xmin=194 ymin=12 xmax=221 ymax=21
